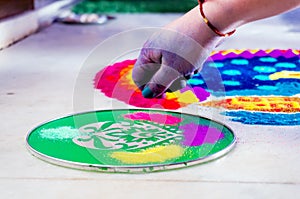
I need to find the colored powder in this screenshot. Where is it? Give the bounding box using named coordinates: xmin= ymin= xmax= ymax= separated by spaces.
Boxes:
xmin=94 ymin=59 xmax=210 ymax=110
xmin=176 ymin=90 xmax=199 ymax=104
xmin=111 ymin=145 xmax=184 ymax=164
xmin=207 ymin=62 xmax=224 ymax=68
xmin=124 ymin=68 xmax=136 ymax=86
xmin=230 ymin=59 xmax=249 ymax=65
xmin=179 ymin=123 xmax=224 ymax=146
xmin=274 ymin=62 xmax=297 ymax=68
xmin=161 ymin=99 xmax=182 ymax=109
xmin=259 ymin=57 xmax=277 ymax=62
xmin=199 ymin=49 xmax=300 ymax=97
xmin=40 ymin=127 xmax=82 ymax=140
xmin=72 ymin=0 xmax=197 ymax=13
xmin=223 ymin=80 xmax=241 ymax=86
xmin=223 ymin=82 xmax=300 ymax=97
xmin=188 ymin=78 xmax=204 ymax=85
xmin=123 ymin=112 xmax=182 ymax=125
xmin=210 ymin=49 xmax=300 ymax=61
xmin=269 ymin=71 xmax=300 ymax=80
xmin=253 ymin=66 xmax=277 ymax=73
xmin=211 ymin=50 xmax=257 ymax=60
xmin=222 ymin=70 xmax=242 ymax=76
xmin=181 ymin=86 xmax=210 ymax=101
xmin=257 ymin=85 xmax=278 ymax=91
xmin=95 ymin=49 xmax=300 ymax=114
xmin=193 ymin=87 xmax=211 ymax=101
xmin=253 ymin=75 xmax=270 ymax=81
xmin=165 ymin=89 xmax=200 ymax=105
xmin=165 ymin=92 xmax=177 ymax=100
xmin=200 ymin=96 xmax=300 ymax=113
xmin=222 ymin=111 xmax=300 ymax=126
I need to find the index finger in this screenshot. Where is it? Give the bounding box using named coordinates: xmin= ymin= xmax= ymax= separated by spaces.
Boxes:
xmin=132 ymin=48 xmax=161 ymax=90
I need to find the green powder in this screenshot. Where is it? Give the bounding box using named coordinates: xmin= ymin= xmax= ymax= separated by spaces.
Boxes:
xmin=72 ymin=0 xmax=198 ymax=14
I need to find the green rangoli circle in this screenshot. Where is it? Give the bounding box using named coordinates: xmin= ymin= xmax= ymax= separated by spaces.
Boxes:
xmin=26 ymin=109 xmax=236 ymax=173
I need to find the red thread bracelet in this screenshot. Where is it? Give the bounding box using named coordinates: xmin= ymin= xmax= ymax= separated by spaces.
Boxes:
xmin=198 ymin=0 xmax=236 ymax=37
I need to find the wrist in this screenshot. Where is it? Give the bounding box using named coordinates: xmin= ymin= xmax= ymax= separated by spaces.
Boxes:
xmin=165 ymin=6 xmax=221 ymax=49
xmin=200 ymin=0 xmax=243 ymax=35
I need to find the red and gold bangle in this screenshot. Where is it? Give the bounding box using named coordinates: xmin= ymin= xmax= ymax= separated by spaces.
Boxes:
xmin=198 ymin=0 xmax=236 ymax=37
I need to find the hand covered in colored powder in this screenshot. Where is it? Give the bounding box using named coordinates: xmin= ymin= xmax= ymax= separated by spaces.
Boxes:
xmin=132 ymin=30 xmax=213 ymax=98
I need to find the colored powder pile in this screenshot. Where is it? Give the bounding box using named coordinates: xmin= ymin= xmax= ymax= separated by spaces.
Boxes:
xmin=179 ymin=123 xmax=224 ymax=146
xmin=124 ymin=112 xmax=182 ymax=125
xmin=94 ymin=59 xmax=210 ymax=110
xmin=94 ymin=49 xmax=300 ymax=126
xmin=195 ymin=49 xmax=300 ymax=96
xmin=269 ymin=71 xmax=300 ymax=80
xmin=222 ymin=111 xmax=300 ymax=126
xmin=200 ymin=96 xmax=300 ymax=113
xmin=72 ymin=0 xmax=197 ymax=14
xmin=111 ymin=144 xmax=184 ymax=164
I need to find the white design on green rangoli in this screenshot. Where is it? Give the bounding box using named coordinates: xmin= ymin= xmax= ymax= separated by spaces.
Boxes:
xmin=73 ymin=121 xmax=183 ymax=150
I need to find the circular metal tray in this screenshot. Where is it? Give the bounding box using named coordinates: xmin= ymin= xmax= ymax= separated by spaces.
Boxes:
xmin=26 ymin=109 xmax=236 ymax=173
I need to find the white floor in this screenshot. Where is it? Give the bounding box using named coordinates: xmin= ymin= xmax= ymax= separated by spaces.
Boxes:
xmin=1 ymin=9 xmax=300 ymax=198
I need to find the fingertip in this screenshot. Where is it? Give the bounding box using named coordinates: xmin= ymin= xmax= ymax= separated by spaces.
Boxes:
xmin=142 ymin=86 xmax=154 ymax=98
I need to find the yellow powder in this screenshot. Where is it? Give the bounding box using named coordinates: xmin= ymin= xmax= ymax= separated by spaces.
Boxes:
xmin=111 ymin=145 xmax=184 ymax=164
xmin=269 ymin=71 xmax=300 ymax=80
xmin=165 ymin=90 xmax=199 ymax=104
xmin=200 ymin=96 xmax=300 ymax=112
xmin=165 ymin=91 xmax=178 ymax=100
xmin=125 ymin=70 xmax=136 ymax=86
xmin=177 ymin=90 xmax=199 ymax=104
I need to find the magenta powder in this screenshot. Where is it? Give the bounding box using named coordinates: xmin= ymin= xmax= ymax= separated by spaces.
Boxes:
xmin=179 ymin=123 xmax=224 ymax=146
xmin=124 ymin=112 xmax=182 ymax=125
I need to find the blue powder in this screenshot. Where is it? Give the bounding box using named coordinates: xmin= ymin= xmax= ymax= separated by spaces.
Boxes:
xmin=188 ymin=79 xmax=204 ymax=85
xmin=257 ymin=85 xmax=278 ymax=91
xmin=193 ymin=73 xmax=201 ymax=78
xmin=208 ymin=62 xmax=224 ymax=68
xmin=231 ymin=59 xmax=249 ymax=65
xmin=274 ymin=62 xmax=297 ymax=68
xmin=259 ymin=57 xmax=277 ymax=63
xmin=223 ymin=80 xmax=241 ymax=86
xmin=253 ymin=66 xmax=277 ymax=73
xmin=253 ymin=75 xmax=270 ymax=81
xmin=221 ymin=82 xmax=300 ymax=96
xmin=196 ymin=54 xmax=300 ymax=97
xmin=222 ymin=111 xmax=300 ymax=126
xmin=222 ymin=70 xmax=242 ymax=76
xmin=220 ymin=89 xmax=273 ymax=96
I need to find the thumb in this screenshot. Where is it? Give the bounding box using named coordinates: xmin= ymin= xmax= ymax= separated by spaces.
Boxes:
xmin=142 ymin=63 xmax=181 ymax=98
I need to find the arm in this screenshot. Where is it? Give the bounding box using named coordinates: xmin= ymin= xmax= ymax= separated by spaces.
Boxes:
xmin=205 ymin=0 xmax=300 ymax=32
xmin=132 ymin=0 xmax=300 ymax=98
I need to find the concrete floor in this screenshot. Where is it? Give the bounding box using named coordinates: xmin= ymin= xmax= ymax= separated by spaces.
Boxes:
xmin=1 ymin=9 xmax=300 ymax=198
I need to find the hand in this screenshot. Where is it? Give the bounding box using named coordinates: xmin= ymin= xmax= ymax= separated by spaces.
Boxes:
xmin=132 ymin=7 xmax=221 ymax=98
xmin=132 ymin=0 xmax=300 ymax=98
xmin=132 ymin=30 xmax=211 ymax=98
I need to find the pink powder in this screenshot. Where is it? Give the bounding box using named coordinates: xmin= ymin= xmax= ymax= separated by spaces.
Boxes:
xmin=124 ymin=112 xmax=182 ymax=125
xmin=94 ymin=59 xmax=209 ymax=110
xmin=179 ymin=123 xmax=224 ymax=146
